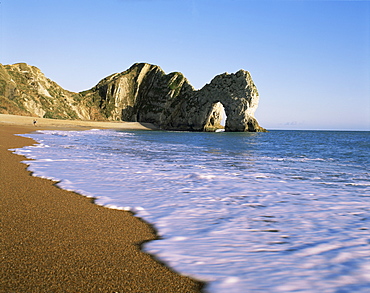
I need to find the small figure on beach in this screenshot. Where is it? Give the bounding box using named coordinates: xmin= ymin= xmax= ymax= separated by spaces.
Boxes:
xmin=33 ymin=119 xmax=37 ymax=126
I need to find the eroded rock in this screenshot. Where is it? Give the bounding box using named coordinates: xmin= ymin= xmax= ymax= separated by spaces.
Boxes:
xmin=0 ymin=62 xmax=265 ymax=132
xmin=87 ymin=63 xmax=265 ymax=132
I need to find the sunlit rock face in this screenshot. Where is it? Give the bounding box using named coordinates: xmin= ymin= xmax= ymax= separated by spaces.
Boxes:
xmin=161 ymin=69 xmax=265 ymax=132
xmin=89 ymin=63 xmax=266 ymax=132
xmin=204 ymin=102 xmax=225 ymax=132
xmin=1 ymin=62 xmax=265 ymax=132
xmin=0 ymin=63 xmax=103 ymax=120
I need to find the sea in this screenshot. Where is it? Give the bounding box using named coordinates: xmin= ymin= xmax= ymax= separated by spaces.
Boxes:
xmin=12 ymin=129 xmax=370 ymax=293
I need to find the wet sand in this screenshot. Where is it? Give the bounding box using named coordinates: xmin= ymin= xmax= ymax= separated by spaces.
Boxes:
xmin=0 ymin=115 xmax=204 ymax=292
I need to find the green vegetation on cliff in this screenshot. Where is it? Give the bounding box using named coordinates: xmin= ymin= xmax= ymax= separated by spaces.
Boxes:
xmin=0 ymin=62 xmax=265 ymax=132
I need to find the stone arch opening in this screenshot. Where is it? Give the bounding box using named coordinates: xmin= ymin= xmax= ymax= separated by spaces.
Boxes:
xmin=220 ymin=103 xmax=227 ymax=127
xmin=204 ymin=101 xmax=227 ymax=132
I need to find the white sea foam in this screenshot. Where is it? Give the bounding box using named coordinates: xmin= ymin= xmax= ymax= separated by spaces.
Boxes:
xmin=12 ymin=129 xmax=370 ymax=292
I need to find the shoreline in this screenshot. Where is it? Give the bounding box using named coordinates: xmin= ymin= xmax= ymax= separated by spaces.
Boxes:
xmin=0 ymin=115 xmax=204 ymax=292
xmin=0 ymin=113 xmax=160 ymax=131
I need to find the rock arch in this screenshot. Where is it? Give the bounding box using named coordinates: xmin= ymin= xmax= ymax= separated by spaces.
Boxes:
xmin=204 ymin=102 xmax=224 ymax=131
xmin=204 ymin=102 xmax=226 ymax=132
xmin=0 ymin=62 xmax=265 ymax=132
xmin=161 ymin=69 xmax=265 ymax=132
xmin=85 ymin=63 xmax=266 ymax=132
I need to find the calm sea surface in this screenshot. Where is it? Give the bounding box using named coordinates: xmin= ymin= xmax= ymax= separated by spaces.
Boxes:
xmin=13 ymin=130 xmax=370 ymax=292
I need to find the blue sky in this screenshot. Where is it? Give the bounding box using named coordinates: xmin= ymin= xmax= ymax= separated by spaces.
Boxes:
xmin=1 ymin=0 xmax=369 ymax=130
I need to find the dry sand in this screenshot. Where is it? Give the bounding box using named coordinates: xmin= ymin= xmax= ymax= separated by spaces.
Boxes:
xmin=0 ymin=113 xmax=160 ymax=131
xmin=0 ymin=115 xmax=204 ymax=292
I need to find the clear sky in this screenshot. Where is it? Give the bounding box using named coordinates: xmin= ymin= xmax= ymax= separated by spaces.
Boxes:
xmin=1 ymin=0 xmax=369 ymax=130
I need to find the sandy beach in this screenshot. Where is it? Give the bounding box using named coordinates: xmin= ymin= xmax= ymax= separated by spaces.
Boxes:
xmin=0 ymin=114 xmax=204 ymax=292
xmin=0 ymin=113 xmax=160 ymax=131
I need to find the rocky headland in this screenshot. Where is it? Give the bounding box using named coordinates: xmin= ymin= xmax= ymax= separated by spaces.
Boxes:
xmin=0 ymin=62 xmax=265 ymax=132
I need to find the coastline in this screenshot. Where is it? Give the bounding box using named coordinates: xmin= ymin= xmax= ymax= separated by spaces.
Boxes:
xmin=0 ymin=113 xmax=160 ymax=131
xmin=0 ymin=115 xmax=204 ymax=292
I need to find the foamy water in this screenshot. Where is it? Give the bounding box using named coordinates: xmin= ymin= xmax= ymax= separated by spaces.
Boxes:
xmin=13 ymin=130 xmax=370 ymax=292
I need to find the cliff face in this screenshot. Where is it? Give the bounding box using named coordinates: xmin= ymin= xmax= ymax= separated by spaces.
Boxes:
xmin=0 ymin=63 xmax=105 ymax=120
xmin=0 ymin=62 xmax=265 ymax=132
xmin=160 ymin=69 xmax=263 ymax=132
xmin=83 ymin=63 xmax=188 ymax=123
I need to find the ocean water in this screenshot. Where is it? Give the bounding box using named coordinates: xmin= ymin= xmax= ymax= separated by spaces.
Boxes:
xmin=13 ymin=130 xmax=370 ymax=292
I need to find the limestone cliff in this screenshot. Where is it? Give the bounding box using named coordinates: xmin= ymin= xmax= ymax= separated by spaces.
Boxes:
xmin=160 ymin=69 xmax=264 ymax=132
xmin=0 ymin=63 xmax=104 ymax=120
xmin=0 ymin=62 xmax=265 ymax=132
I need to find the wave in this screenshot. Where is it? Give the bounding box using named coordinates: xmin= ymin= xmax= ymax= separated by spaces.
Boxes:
xmin=12 ymin=129 xmax=370 ymax=293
